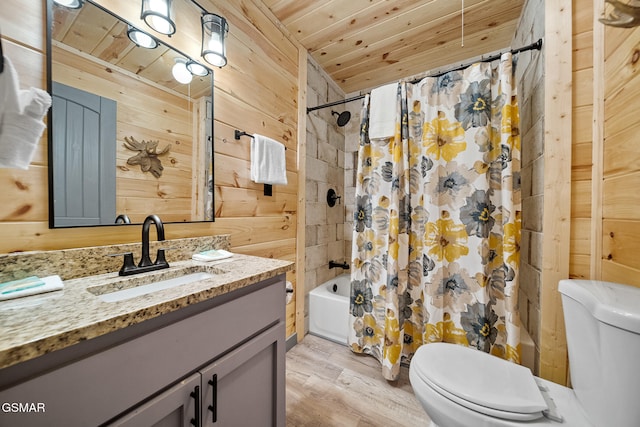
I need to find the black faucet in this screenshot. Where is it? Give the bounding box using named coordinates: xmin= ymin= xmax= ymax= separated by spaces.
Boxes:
xmin=114 ymin=214 xmax=131 ymax=224
xmin=329 ymin=260 xmax=349 ymax=269
xmin=118 ymin=214 xmax=170 ymax=276
xmin=140 ymin=214 xmax=166 ymax=267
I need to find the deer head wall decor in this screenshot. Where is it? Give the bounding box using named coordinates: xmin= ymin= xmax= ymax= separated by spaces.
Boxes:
xmin=124 ymin=136 xmax=172 ymax=178
xmin=600 ymin=0 xmax=640 ymax=27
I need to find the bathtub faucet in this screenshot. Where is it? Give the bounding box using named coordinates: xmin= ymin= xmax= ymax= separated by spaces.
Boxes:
xmin=329 ymin=260 xmax=349 ymax=269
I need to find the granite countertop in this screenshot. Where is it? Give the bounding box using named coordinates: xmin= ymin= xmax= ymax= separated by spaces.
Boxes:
xmin=0 ymin=254 xmax=293 ymax=370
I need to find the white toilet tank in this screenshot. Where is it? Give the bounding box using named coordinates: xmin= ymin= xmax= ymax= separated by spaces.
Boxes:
xmin=559 ymin=279 xmax=640 ymax=427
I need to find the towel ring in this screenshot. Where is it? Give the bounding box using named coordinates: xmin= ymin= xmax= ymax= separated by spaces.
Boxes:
xmin=234 ymin=129 xmax=286 ymax=149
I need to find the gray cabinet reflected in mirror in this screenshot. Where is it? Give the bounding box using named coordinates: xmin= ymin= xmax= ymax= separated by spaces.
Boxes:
xmin=46 ymin=0 xmax=214 ymax=228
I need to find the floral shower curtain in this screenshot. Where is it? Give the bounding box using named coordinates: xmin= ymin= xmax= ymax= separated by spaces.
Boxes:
xmin=349 ymin=53 xmax=521 ymax=381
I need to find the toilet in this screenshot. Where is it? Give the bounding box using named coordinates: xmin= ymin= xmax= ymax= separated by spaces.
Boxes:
xmin=409 ymin=279 xmax=640 ymax=426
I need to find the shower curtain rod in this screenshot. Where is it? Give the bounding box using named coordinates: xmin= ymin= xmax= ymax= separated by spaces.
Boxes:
xmin=306 ymin=38 xmax=543 ymax=114
xmin=306 ymin=94 xmax=367 ymax=113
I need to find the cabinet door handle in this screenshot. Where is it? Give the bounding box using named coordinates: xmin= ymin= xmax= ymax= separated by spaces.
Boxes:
xmin=190 ymin=385 xmax=201 ymax=427
xmin=207 ymin=374 xmax=218 ymax=423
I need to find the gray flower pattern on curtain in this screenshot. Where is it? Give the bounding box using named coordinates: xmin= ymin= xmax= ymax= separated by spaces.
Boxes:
xmin=349 ymin=54 xmax=522 ymax=381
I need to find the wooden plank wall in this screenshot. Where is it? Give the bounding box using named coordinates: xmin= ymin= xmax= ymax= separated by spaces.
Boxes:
xmin=601 ymin=20 xmax=640 ymax=284
xmin=539 ymin=0 xmax=573 ymax=386
xmin=560 ymin=0 xmax=640 ymax=387
xmin=571 ymin=0 xmax=595 ymax=281
xmin=569 ymin=2 xmax=640 ymax=287
xmin=0 ymin=0 xmax=303 ymax=338
xmin=543 ymin=0 xmax=597 ymax=387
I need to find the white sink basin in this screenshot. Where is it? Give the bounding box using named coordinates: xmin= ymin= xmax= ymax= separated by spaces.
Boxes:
xmin=87 ymin=266 xmax=225 ymax=303
xmin=97 ymin=272 xmax=215 ymax=303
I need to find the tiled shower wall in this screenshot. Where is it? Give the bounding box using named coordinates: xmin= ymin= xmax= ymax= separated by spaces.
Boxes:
xmin=304 ymin=56 xmax=348 ymax=333
xmin=512 ymin=0 xmax=545 ymax=375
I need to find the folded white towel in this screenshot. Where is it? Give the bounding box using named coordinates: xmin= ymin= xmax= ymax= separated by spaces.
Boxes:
xmin=369 ymin=82 xmax=398 ymax=139
xmin=251 ymin=133 xmax=287 ymax=185
xmin=0 ymin=275 xmax=64 ymax=301
xmin=192 ymin=249 xmax=234 ymax=262
xmin=0 ymin=56 xmax=52 ymax=170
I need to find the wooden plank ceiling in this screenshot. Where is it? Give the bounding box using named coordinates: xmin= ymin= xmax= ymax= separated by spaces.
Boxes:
xmin=262 ymin=0 xmax=525 ymax=93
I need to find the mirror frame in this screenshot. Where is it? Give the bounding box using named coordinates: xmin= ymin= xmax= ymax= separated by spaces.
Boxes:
xmin=46 ymin=0 xmax=215 ymax=228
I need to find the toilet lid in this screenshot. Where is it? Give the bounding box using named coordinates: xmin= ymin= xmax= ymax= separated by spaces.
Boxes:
xmin=413 ymin=343 xmax=548 ymax=421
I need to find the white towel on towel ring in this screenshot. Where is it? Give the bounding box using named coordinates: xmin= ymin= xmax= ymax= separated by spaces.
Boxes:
xmin=251 ymin=133 xmax=287 ymax=185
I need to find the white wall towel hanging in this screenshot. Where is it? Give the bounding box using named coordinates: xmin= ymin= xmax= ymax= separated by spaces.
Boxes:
xmin=250 ymin=133 xmax=287 ymax=185
xmin=0 ymin=56 xmax=52 ymax=169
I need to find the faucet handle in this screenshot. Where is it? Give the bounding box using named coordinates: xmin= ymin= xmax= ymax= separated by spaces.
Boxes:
xmin=110 ymin=252 xmax=137 ymax=276
xmin=155 ymin=248 xmax=168 ymax=267
xmin=107 ymin=252 xmax=131 ymax=257
xmin=155 ymin=246 xmax=176 ymax=265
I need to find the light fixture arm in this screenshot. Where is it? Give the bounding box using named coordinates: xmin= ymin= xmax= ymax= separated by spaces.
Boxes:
xmin=190 ymin=0 xmax=209 ymax=14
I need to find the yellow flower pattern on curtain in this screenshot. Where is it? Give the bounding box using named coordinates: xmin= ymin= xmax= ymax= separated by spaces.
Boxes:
xmin=349 ymin=54 xmax=521 ymax=380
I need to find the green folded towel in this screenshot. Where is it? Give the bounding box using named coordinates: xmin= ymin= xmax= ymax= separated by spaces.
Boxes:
xmin=0 ymin=275 xmax=64 ymax=301
xmin=0 ymin=276 xmax=45 ymax=295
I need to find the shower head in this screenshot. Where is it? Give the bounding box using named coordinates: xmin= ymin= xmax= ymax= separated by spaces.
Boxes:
xmin=332 ymin=110 xmax=351 ymax=127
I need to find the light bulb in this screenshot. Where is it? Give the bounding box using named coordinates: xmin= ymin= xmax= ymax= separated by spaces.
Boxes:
xmin=204 ymin=52 xmax=226 ymax=68
xmin=207 ymin=34 xmax=222 ymax=53
xmin=148 ymin=16 xmax=172 ymax=35
xmin=186 ymin=61 xmax=209 ymax=77
xmin=127 ymin=26 xmax=157 ymax=49
xmin=172 ymin=58 xmax=192 ymax=84
xmin=204 ymin=34 xmax=225 ymax=67
xmin=141 ymin=0 xmax=175 ymax=35
xmin=201 ymin=13 xmax=228 ymax=67
xmin=149 ymin=0 xmax=169 ymax=14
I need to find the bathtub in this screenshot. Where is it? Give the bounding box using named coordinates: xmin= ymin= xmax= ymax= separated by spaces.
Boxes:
xmin=307 ymin=273 xmax=535 ymax=372
xmin=309 ymin=274 xmax=350 ymax=345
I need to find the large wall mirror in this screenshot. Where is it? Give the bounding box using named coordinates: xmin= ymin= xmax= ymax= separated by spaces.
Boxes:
xmin=47 ymin=0 xmax=214 ymax=228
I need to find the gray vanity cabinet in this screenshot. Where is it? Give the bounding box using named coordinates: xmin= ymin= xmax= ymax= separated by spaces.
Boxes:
xmin=111 ymin=322 xmax=285 ymax=427
xmin=200 ymin=322 xmax=284 ymax=426
xmin=0 ymin=275 xmax=286 ymax=427
xmin=111 ymin=373 xmax=201 ymax=427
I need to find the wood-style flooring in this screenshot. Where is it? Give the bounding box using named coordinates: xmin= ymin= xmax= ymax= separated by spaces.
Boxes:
xmin=286 ymin=334 xmax=431 ymax=426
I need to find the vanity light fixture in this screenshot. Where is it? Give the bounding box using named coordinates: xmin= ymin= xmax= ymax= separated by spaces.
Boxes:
xmin=186 ymin=60 xmax=209 ymax=76
xmin=127 ymin=25 xmax=158 ymax=49
xmin=141 ymin=0 xmax=176 ymax=36
xmin=172 ymin=57 xmax=192 ymax=84
xmin=201 ymin=13 xmax=229 ymax=68
xmin=53 ymin=0 xmax=83 ymax=8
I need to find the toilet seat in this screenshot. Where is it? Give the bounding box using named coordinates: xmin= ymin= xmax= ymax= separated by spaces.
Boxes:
xmin=412 ymin=343 xmax=548 ymax=421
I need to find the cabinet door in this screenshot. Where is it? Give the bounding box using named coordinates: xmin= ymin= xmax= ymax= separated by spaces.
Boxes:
xmin=109 ymin=373 xmax=201 ymax=427
xmin=200 ymin=322 xmax=285 ymax=427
